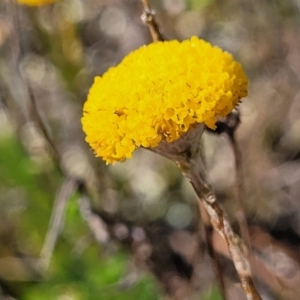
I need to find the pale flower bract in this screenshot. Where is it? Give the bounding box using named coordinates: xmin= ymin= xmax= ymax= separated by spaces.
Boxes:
xmin=82 ymin=36 xmax=248 ymax=164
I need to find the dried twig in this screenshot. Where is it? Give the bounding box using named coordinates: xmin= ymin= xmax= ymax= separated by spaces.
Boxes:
xmin=140 ymin=0 xmax=164 ymax=42
xmin=28 ymin=86 xmax=61 ymax=164
xmin=225 ymin=112 xmax=251 ymax=253
xmin=199 ymin=202 xmax=227 ymax=300
xmin=212 ymin=225 xmax=300 ymax=299
xmin=5 ymin=0 xmax=32 ymax=125
xmin=210 ymin=111 xmax=251 ymax=253
xmin=39 ymin=177 xmax=78 ymax=271
xmin=151 ymin=124 xmax=262 ymax=300
xmin=183 ymin=154 xmax=261 ymax=299
xmin=78 ymin=193 xmax=110 ymax=245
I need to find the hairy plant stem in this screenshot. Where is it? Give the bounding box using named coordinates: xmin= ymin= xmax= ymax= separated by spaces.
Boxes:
xmin=151 ymin=124 xmax=262 ymax=300
xmin=140 ymin=0 xmax=164 ymax=42
xmin=177 ymin=156 xmax=261 ymax=300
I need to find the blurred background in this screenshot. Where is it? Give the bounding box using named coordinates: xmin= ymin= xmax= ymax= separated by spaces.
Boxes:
xmin=1 ymin=0 xmax=300 ymax=299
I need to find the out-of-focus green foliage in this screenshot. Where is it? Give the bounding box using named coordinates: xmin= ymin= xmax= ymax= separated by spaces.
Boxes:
xmin=0 ymin=135 xmax=160 ymax=299
xmin=0 ymin=135 xmax=52 ymax=250
xmin=188 ymin=0 xmax=214 ymax=10
xmin=203 ymin=285 xmax=223 ymax=300
xmin=24 ymin=249 xmax=159 ymax=300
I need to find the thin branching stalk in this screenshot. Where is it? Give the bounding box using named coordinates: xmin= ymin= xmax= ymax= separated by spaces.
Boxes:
xmin=178 ymin=155 xmax=262 ymax=300
xmin=140 ymin=0 xmax=164 ymax=42
xmin=39 ymin=177 xmax=78 ymax=272
xmin=78 ymin=193 xmax=110 ymax=245
xmin=220 ymin=110 xmax=252 ymax=255
xmin=151 ymin=124 xmax=262 ymax=300
xmin=227 ymin=128 xmax=252 ymax=254
xmin=199 ymin=203 xmax=227 ymax=300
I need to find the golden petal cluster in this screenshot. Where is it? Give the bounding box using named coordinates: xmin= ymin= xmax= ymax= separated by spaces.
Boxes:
xmin=16 ymin=0 xmax=57 ymax=6
xmin=82 ymin=36 xmax=248 ymax=164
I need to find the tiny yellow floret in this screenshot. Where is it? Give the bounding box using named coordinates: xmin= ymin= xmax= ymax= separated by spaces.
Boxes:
xmin=16 ymin=0 xmax=57 ymax=6
xmin=82 ymin=36 xmax=248 ymax=164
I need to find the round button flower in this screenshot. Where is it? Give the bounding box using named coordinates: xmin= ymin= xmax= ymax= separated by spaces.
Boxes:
xmin=82 ymin=36 xmax=248 ymax=164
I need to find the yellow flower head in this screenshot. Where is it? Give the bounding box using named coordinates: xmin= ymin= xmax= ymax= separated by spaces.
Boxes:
xmin=82 ymin=36 xmax=248 ymax=164
xmin=16 ymin=0 xmax=57 ymax=6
